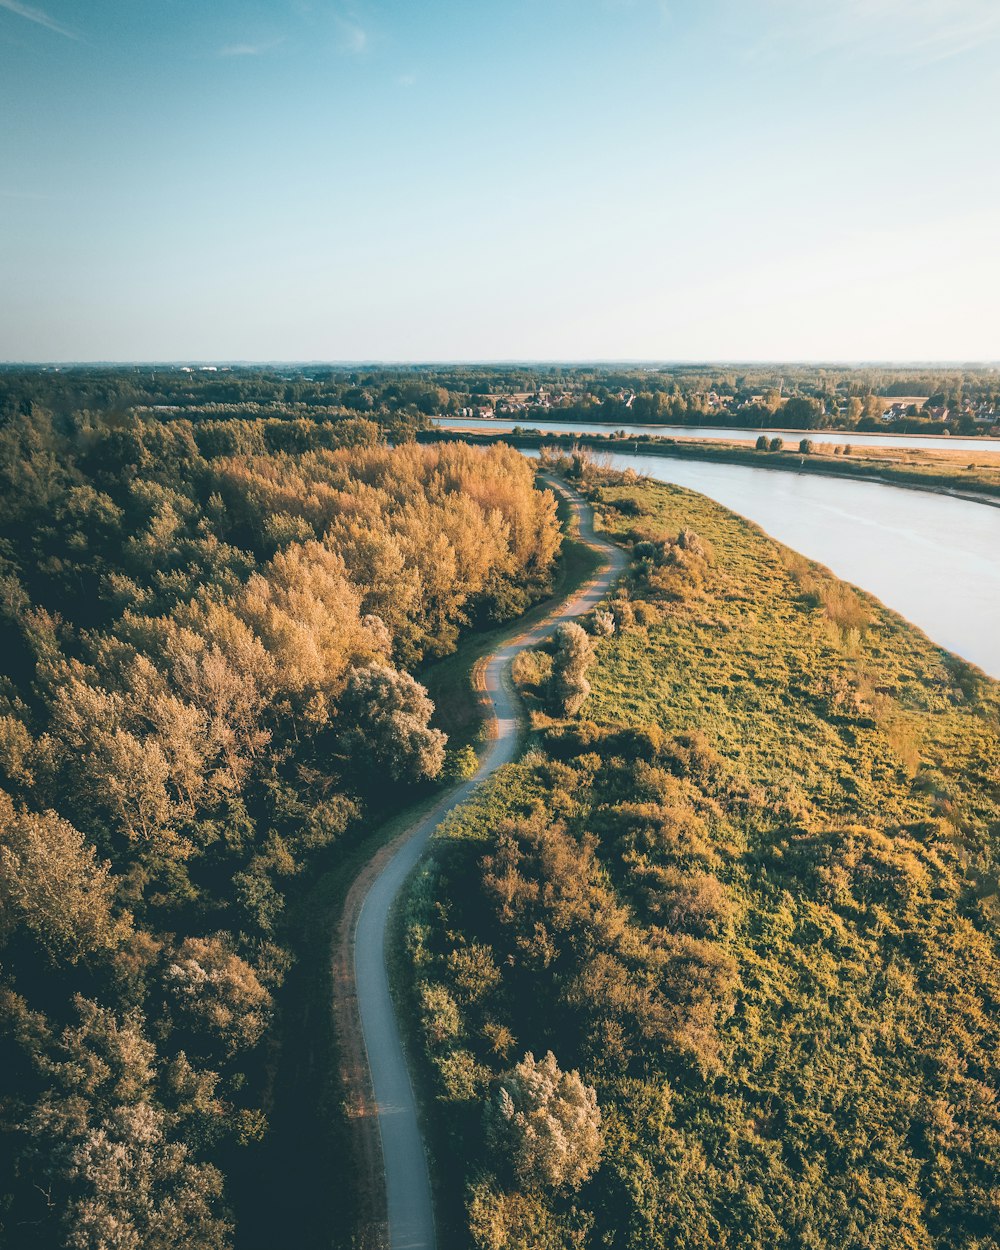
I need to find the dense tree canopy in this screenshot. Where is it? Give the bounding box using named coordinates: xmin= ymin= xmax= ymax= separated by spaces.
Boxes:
xmin=0 ymin=405 xmax=560 ymax=1248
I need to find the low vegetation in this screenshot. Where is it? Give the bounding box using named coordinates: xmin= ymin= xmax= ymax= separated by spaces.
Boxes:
xmin=404 ymin=468 xmax=1000 ymax=1249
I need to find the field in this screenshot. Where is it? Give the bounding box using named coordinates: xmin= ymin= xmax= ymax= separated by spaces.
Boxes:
xmin=402 ymin=471 xmax=1000 ymax=1250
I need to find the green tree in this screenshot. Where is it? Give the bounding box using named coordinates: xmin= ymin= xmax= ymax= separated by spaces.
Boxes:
xmin=547 ymin=623 xmax=594 ymax=717
xmin=339 ymin=663 xmax=447 ymax=782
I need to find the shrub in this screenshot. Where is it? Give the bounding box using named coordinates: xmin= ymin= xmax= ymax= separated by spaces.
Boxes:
xmin=632 ymin=600 xmax=660 ymax=626
xmin=444 ymin=744 xmax=479 ymax=781
xmin=589 ymin=609 xmax=615 ymax=638
xmin=755 ymin=435 xmax=769 ymax=450
xmin=610 ymin=594 xmax=635 ymax=632
xmin=612 ymin=496 xmax=644 ymax=516
xmin=820 ymin=582 xmax=869 ymax=635
xmin=467 ymin=1182 xmax=568 ymax=1250
xmin=420 ymin=981 xmax=462 ymax=1046
xmin=799 ymin=438 xmax=814 ymax=454
xmin=769 ymin=436 xmax=785 ymax=452
xmin=487 ymin=1051 xmax=602 ymax=1192
xmin=677 ymin=528 xmax=707 ymax=558
xmin=547 ymin=623 xmax=595 ymax=717
xmin=512 ymin=649 xmax=553 ymax=692
xmin=438 ymin=1050 xmax=491 ymax=1102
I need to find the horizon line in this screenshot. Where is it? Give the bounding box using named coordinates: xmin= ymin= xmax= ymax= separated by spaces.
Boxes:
xmin=3 ymin=358 xmax=999 ymax=369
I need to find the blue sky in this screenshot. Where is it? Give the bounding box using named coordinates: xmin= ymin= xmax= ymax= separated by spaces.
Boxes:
xmin=1 ymin=0 xmax=998 ymax=361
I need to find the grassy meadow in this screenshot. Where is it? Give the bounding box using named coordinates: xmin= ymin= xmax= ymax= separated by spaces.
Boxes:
xmin=401 ymin=471 xmax=1000 ymax=1250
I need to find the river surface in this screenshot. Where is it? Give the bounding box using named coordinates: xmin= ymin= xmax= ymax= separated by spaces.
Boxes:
xmin=526 ymin=449 xmax=1000 ymax=677
xmin=435 ymin=416 xmax=1000 ymax=454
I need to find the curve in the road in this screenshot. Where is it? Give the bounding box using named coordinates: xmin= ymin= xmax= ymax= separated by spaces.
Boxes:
xmin=352 ymin=479 xmax=626 ymax=1250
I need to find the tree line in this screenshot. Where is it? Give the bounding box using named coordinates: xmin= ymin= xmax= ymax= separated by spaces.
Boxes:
xmin=3 ymin=363 xmax=998 ymax=437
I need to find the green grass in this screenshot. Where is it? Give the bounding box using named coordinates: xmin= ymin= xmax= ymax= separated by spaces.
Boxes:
xmin=402 ymin=474 xmax=1000 ymax=1250
xmin=589 ymin=479 xmax=999 ymax=837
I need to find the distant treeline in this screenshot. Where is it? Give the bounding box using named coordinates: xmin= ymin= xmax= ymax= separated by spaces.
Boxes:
xmin=419 ymin=428 xmax=1000 ymax=503
xmin=2 ymin=363 xmax=998 ymax=435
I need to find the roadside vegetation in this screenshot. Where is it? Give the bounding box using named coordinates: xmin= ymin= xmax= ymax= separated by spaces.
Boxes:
xmin=0 ymin=405 xmax=562 ymax=1249
xmin=403 ymin=461 xmax=1000 ymax=1250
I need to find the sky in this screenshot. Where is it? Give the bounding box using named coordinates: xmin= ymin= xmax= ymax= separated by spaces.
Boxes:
xmin=1 ymin=0 xmax=999 ymax=362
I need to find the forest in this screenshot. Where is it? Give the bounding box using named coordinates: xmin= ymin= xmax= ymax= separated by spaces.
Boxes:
xmin=404 ymin=460 xmax=1000 ymax=1249
xmin=0 ymin=401 xmax=561 ymax=1247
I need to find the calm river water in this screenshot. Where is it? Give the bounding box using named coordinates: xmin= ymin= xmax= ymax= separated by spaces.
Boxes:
xmin=533 ymin=450 xmax=1000 ymax=677
xmin=437 ymin=416 xmax=1000 ymax=454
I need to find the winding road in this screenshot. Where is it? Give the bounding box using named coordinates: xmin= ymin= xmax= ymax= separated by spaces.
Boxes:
xmin=351 ymin=479 xmax=626 ymax=1250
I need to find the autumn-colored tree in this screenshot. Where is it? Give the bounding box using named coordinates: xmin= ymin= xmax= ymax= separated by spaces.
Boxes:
xmin=0 ymin=409 xmax=562 ymax=1247
xmin=164 ymin=935 xmax=272 ymax=1056
xmin=65 ymin=1102 xmax=230 ymax=1250
xmin=0 ymin=795 xmax=129 ymax=964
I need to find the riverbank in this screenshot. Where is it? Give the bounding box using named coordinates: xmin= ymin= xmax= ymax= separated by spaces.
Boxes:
xmin=432 ymin=417 xmax=1000 ymax=454
xmin=421 ymin=428 xmax=1000 ymax=507
xmin=403 ymin=468 xmax=1000 ymax=1250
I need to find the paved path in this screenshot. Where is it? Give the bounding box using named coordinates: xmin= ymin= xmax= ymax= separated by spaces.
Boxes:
xmin=352 ymin=479 xmax=626 ymax=1250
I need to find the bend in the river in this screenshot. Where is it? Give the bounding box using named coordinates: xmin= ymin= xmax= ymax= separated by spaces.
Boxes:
xmin=528 ymin=449 xmax=1000 ymax=679
xmin=600 ymin=451 xmax=1000 ymax=678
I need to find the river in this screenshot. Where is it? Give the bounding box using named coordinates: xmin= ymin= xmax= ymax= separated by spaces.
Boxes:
xmin=527 ymin=449 xmax=1000 ymax=678
xmin=434 ymin=416 xmax=1000 ymax=454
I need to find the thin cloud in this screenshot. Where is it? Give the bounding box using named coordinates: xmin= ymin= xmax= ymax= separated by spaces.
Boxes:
xmin=335 ymin=15 xmax=368 ymax=54
xmin=755 ymin=0 xmax=1000 ymax=64
xmin=220 ymin=38 xmax=284 ymax=57
xmin=397 ymin=72 xmax=416 ymax=88
xmin=0 ymin=0 xmax=79 ymax=41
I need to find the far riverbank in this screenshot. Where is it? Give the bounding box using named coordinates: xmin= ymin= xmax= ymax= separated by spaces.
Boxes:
xmin=420 ymin=428 xmax=1000 ymax=508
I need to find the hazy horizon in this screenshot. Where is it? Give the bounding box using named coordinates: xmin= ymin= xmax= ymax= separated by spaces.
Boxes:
xmin=3 ymin=359 xmax=999 ymax=370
